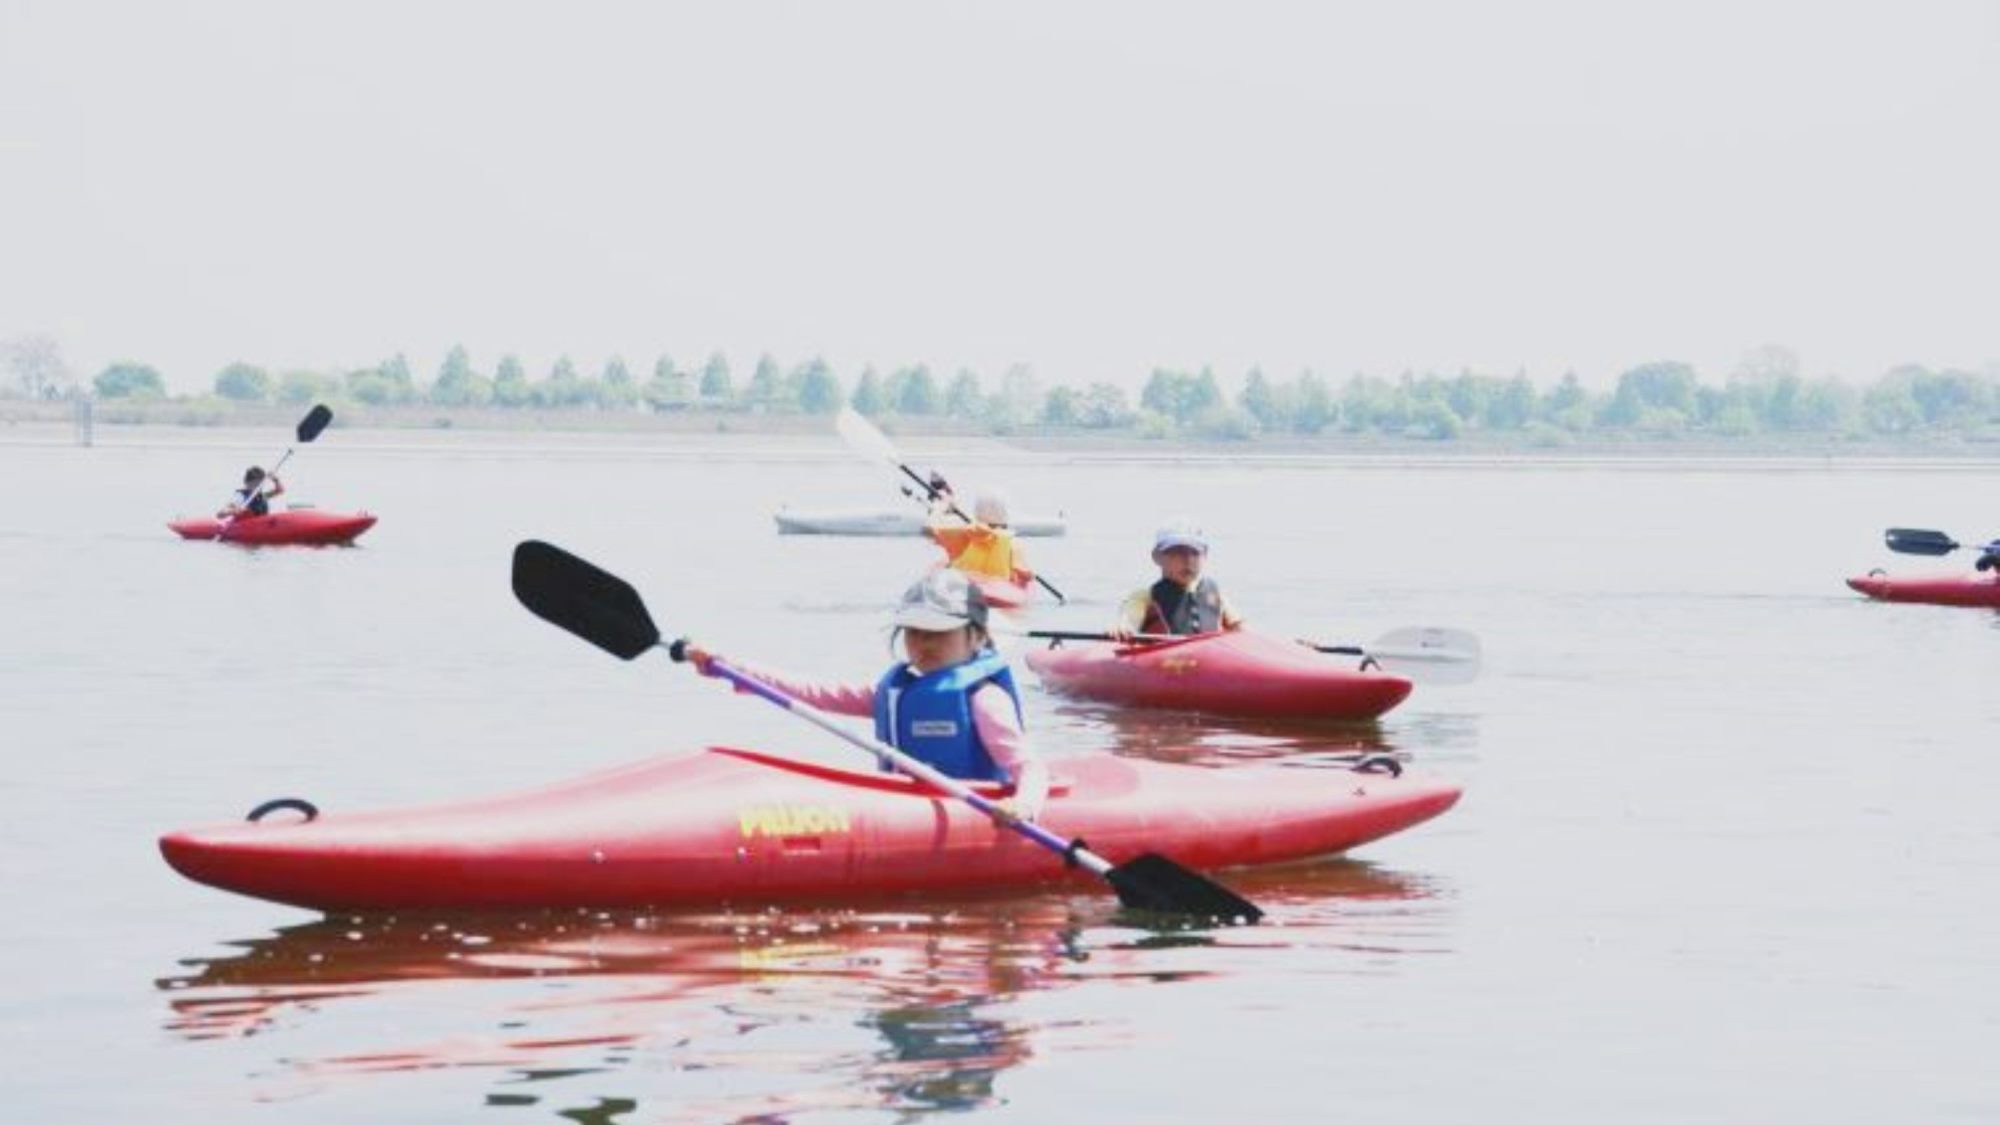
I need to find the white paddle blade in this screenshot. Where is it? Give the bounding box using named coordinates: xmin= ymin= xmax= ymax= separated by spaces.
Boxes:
xmin=1366 ymin=626 xmax=1482 ymax=685
xmin=835 ymin=406 xmax=903 ymax=468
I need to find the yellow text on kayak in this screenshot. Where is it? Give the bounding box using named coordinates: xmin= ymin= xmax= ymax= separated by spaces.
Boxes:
xmin=739 ymin=805 xmax=853 ymax=839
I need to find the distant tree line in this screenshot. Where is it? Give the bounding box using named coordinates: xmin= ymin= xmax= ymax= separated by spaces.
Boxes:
xmin=8 ymin=335 xmax=2000 ymax=442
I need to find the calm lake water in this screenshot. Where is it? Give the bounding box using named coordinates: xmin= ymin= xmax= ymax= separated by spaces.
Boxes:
xmin=4 ymin=425 xmax=1997 ymax=1123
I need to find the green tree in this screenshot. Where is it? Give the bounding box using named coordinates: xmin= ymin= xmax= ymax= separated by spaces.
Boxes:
xmin=493 ymin=355 xmax=532 ymax=408
xmin=597 ymin=356 xmax=638 ymax=409
xmin=1540 ymin=371 xmax=1594 ymax=431
xmin=644 ymin=355 xmax=693 ymax=410
xmin=1339 ymin=374 xmax=1402 ymax=432
xmin=987 ymin=364 xmax=1042 ymax=429
xmin=1859 ymin=371 xmax=1922 ymax=433
xmin=1141 ymin=367 xmax=1224 ymax=424
xmin=698 ymin=353 xmax=732 ymax=401
xmin=345 ymin=368 xmax=394 ymax=405
xmin=795 ymin=358 xmax=844 ymax=414
xmin=536 ymin=356 xmax=587 ymax=407
xmin=1439 ymin=370 xmax=1483 ymax=426
xmin=851 ymin=367 xmax=887 ymax=415
xmin=1078 ymin=383 xmax=1135 ymax=429
xmin=275 ymin=370 xmax=332 ymax=404
xmin=1042 ymin=385 xmax=1080 ymax=425
xmin=1709 ymin=403 xmax=1761 ymax=437
xmin=1487 ymin=371 xmax=1535 ymax=430
xmin=430 ymin=345 xmax=492 ymax=407
xmin=1406 ymin=398 xmax=1462 ymax=440
xmin=1194 ymin=404 xmax=1258 ymax=440
xmin=744 ymin=353 xmax=785 ymax=409
xmin=1240 ymin=366 xmax=1283 ymax=429
xmin=347 ymin=354 xmax=417 ymax=406
xmin=1904 ymin=366 xmax=1991 ymax=429
xmin=945 ymin=368 xmax=984 ymax=419
xmin=1795 ymin=378 xmax=1859 ymax=432
xmin=1291 ymin=370 xmax=1335 ymax=433
xmin=94 ymin=362 xmax=166 ymax=399
xmin=1603 ymin=361 xmax=1697 ymax=427
xmin=892 ymin=365 xmax=939 ymax=415
xmin=214 ymin=362 xmax=272 ymax=403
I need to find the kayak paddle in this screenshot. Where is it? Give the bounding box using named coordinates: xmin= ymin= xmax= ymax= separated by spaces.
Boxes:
xmin=834 ymin=407 xmax=1068 ymax=604
xmin=215 ymin=403 xmax=334 ymax=531
xmin=510 ymin=539 xmax=1261 ymax=922
xmin=1020 ymin=626 xmax=1483 ymax=685
xmin=1884 ymin=528 xmax=2000 ymax=561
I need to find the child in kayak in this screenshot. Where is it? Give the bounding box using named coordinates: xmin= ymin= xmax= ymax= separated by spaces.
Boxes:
xmin=1109 ymin=518 xmax=1244 ymax=641
xmin=926 ymin=490 xmax=1033 ymax=587
xmin=682 ymin=569 xmax=1050 ymax=821
xmin=219 ymin=466 xmax=284 ymax=518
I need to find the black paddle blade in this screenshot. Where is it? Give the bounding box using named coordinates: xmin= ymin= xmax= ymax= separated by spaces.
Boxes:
xmin=510 ymin=540 xmax=662 ymax=660
xmin=1885 ymin=528 xmax=1960 ymax=556
xmin=1105 ymin=853 xmax=1264 ymax=923
xmin=296 ymin=404 xmax=333 ymax=443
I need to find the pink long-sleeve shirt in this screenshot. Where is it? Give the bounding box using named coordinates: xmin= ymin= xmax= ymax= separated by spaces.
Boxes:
xmin=718 ymin=658 xmax=1037 ymax=782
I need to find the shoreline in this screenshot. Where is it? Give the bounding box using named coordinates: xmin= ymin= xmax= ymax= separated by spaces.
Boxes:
xmin=4 ymin=402 xmax=1998 ymax=468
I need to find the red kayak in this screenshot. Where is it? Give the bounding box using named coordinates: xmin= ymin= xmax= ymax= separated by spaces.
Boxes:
xmin=1025 ymin=630 xmax=1413 ymax=721
xmin=169 ymin=508 xmax=377 ymax=546
xmin=1846 ymin=569 xmax=2000 ymax=608
xmin=159 ymin=746 xmax=1458 ymax=911
xmin=970 ymin=573 xmax=1032 ymax=610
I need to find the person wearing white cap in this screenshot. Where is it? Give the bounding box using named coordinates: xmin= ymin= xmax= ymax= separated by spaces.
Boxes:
xmin=682 ymin=569 xmax=1050 ymax=821
xmin=1108 ymin=518 xmax=1244 ymax=642
xmin=925 ymin=489 xmax=1033 ymax=587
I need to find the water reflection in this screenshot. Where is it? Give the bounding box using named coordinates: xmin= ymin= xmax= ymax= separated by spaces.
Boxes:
xmin=1038 ymin=697 xmax=1400 ymax=768
xmin=157 ymin=860 xmax=1449 ymax=1119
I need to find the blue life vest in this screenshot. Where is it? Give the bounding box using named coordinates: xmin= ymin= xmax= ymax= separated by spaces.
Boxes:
xmin=871 ymin=650 xmax=1023 ymax=783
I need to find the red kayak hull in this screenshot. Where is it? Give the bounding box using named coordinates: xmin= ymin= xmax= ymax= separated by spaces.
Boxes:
xmin=970 ymin=574 xmax=1032 ymax=610
xmin=1847 ymin=570 xmax=2000 ymax=608
xmin=169 ymin=509 xmax=377 ymax=546
xmin=1024 ymin=630 xmax=1413 ymax=720
xmin=159 ymin=746 xmax=1459 ymax=911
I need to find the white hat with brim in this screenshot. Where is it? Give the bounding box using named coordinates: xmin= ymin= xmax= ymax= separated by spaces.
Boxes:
xmin=892 ymin=570 xmax=987 ymax=631
xmin=1152 ymin=526 xmax=1209 ymax=554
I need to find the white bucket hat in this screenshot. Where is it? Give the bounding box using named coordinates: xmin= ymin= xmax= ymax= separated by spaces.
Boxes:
xmin=1152 ymin=517 xmax=1209 ymax=555
xmin=892 ymin=569 xmax=989 ymax=631
xmin=973 ymin=490 xmax=1011 ymax=526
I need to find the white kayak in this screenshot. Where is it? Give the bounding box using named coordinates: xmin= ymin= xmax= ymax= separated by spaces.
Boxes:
xmin=774 ymin=507 xmax=1067 ymax=537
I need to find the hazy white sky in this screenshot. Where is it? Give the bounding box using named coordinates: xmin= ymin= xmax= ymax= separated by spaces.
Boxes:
xmin=3 ymin=0 xmax=1996 ymax=392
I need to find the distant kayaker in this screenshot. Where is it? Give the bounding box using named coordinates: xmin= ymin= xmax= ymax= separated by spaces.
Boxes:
xmin=1109 ymin=518 xmax=1244 ymax=641
xmin=219 ymin=466 xmax=284 ymax=518
xmin=926 ymin=490 xmax=1033 ymax=586
xmin=682 ymin=568 xmax=1050 ymax=822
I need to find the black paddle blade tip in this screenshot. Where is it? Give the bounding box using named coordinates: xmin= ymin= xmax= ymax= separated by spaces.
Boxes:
xmin=511 ymin=540 xmax=663 ymax=660
xmin=1884 ymin=528 xmax=1959 ymax=556
xmin=297 ymin=403 xmax=334 ymax=443
xmin=1106 ymin=853 xmax=1264 ymax=924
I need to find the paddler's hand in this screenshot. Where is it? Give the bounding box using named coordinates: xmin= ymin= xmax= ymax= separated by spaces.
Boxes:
xmin=679 ymin=641 xmax=719 ymax=676
xmin=1108 ymin=625 xmax=1136 ymax=643
xmin=999 ymin=761 xmax=1049 ymax=824
xmin=996 ymin=795 xmax=1042 ymax=824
